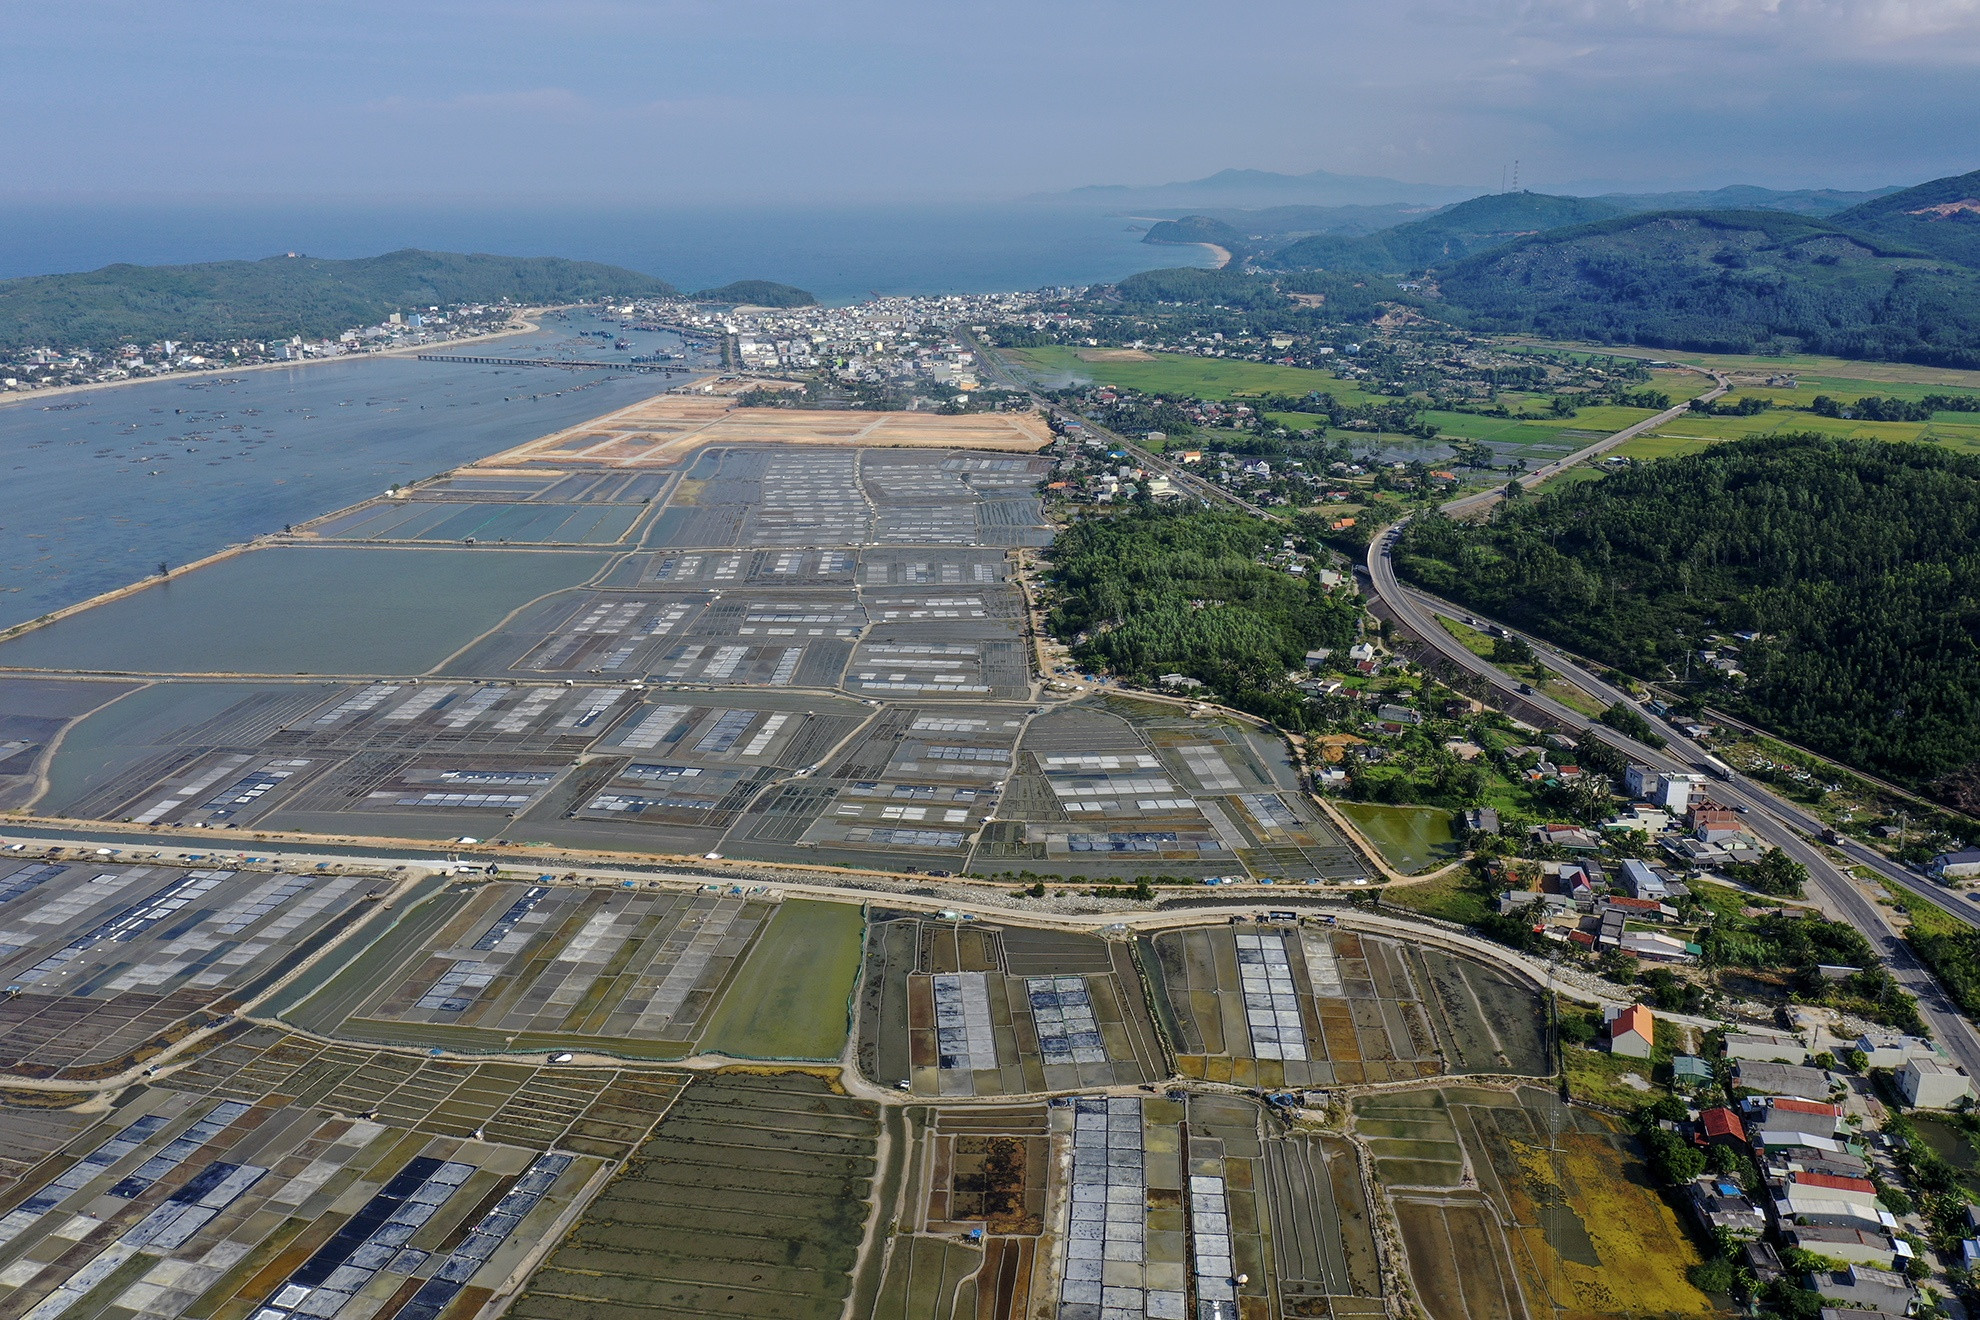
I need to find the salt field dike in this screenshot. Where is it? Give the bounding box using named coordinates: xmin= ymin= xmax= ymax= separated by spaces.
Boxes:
xmin=0 ymin=284 xmax=1877 ymax=1320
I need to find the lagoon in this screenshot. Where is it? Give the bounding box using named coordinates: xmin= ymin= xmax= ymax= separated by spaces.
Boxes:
xmin=0 ymin=545 xmax=608 ymax=676
xmin=0 ymin=310 xmax=694 ymax=629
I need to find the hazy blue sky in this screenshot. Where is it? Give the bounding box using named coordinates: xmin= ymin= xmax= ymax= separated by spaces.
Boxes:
xmin=7 ymin=0 xmax=1978 ymax=201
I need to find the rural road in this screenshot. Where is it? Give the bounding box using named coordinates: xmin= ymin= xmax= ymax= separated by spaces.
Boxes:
xmin=1364 ymin=519 xmax=1980 ymax=1078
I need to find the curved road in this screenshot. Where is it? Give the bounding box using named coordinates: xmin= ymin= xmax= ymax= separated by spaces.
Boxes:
xmin=1366 ymin=523 xmax=1980 ymax=1076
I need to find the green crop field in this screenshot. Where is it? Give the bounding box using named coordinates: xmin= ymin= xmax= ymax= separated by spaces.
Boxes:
xmin=698 ymin=898 xmax=865 ymax=1060
xmin=1335 ymin=802 xmax=1459 ymax=874
xmin=1420 ymin=405 xmax=1661 ymax=446
xmin=1006 ymin=346 xmax=1380 ymax=404
xmin=1619 ymin=408 xmax=1980 ymax=462
xmin=1511 ymin=340 xmax=1980 ymax=389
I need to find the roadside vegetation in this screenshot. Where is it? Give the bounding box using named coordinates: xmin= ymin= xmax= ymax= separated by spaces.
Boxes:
xmin=1394 ymin=433 xmax=1980 ymax=798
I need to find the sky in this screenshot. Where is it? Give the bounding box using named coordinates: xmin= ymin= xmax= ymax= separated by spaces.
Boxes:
xmin=4 ymin=0 xmax=1978 ymax=203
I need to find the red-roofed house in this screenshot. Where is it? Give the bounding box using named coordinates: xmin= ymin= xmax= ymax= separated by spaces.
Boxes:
xmin=1789 ymin=1171 xmax=1877 ymax=1201
xmin=1690 ymin=802 xmax=1744 ymax=843
xmin=1608 ymin=1003 xmax=1655 ymax=1058
xmin=1699 ymin=1107 xmax=1749 ymax=1147
xmin=1600 ymin=895 xmax=1675 ymax=923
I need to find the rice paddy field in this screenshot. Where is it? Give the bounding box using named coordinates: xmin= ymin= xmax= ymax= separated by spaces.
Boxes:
xmin=1004 ymin=346 xmax=1383 ymax=406
xmin=1616 ymin=404 xmax=1980 ymax=461
xmin=1498 ymin=342 xmax=1980 ymax=464
xmin=1356 ymin=1086 xmax=1716 ymax=1320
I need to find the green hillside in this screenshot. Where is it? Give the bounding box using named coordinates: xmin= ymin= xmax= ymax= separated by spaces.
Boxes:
xmin=1268 ymin=192 xmax=1625 ymax=272
xmin=1598 ymin=184 xmax=1899 ymax=218
xmin=1832 ymin=167 xmax=1980 ymax=271
xmin=1143 ymin=216 xmax=1245 ymax=249
xmin=691 ymin=279 xmax=817 ymax=307
xmin=0 ymin=248 xmax=677 ymax=353
xmin=1393 ymin=433 xmax=1980 ymax=794
xmin=1432 ymin=210 xmax=1980 ymax=368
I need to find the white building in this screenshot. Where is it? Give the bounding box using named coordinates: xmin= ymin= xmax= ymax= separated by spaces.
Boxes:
xmin=1898 ymin=1057 xmax=1975 ymax=1109
xmin=1930 ymin=848 xmax=1980 ymax=881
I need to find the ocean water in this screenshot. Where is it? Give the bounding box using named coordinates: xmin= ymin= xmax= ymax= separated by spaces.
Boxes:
xmin=0 ymin=201 xmax=1215 ymax=301
xmin=0 ymin=311 xmax=696 ymax=629
xmin=0 ymin=205 xmax=1214 ymax=628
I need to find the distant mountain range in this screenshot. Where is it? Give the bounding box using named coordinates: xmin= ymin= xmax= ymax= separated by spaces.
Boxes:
xmin=1042 ymin=164 xmax=1906 ymax=216
xmin=1036 ymin=167 xmax=1482 ymax=210
xmin=1142 ymin=183 xmax=1908 ymax=262
xmin=1125 ymin=167 xmax=1980 ymax=369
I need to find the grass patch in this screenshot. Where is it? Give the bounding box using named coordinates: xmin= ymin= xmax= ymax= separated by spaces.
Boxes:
xmin=1540 ymin=676 xmax=1608 ymax=718
xmin=1336 ymin=802 xmax=1460 ymax=874
xmin=1879 ymin=878 xmax=1967 ymax=938
xmin=698 ymin=899 xmax=866 ymax=1060
xmin=1007 ymin=346 xmax=1379 ymax=404
xmin=1265 ymin=409 xmax=1327 ymax=432
xmin=1562 ymin=1042 xmax=1664 ymax=1112
xmin=1434 ymin=616 xmax=1606 ymax=715
xmin=1370 ymin=867 xmax=1486 ymax=925
xmin=1437 ymin=615 xmax=1497 ymax=659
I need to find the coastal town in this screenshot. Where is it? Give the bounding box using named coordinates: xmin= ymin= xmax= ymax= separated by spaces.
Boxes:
xmin=0 ymin=301 xmax=532 ymax=393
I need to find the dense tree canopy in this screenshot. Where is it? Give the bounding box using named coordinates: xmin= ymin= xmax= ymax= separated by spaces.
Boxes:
xmin=1430 ymin=212 xmax=1980 ymax=369
xmin=1394 ymin=434 xmax=1980 ymax=791
xmin=1046 ymin=506 xmax=1359 ymax=728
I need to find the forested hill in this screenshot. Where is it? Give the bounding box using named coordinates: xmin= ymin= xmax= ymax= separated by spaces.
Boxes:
xmin=690 ymin=280 xmax=817 ymax=307
xmin=1391 ymin=434 xmax=1980 ymax=796
xmin=1046 ymin=506 xmax=1359 ymax=729
xmin=1268 ymin=192 xmax=1624 ymax=272
xmin=1142 ymin=216 xmax=1245 ymax=249
xmin=1431 ymin=210 xmax=1980 ymax=368
xmin=1832 ymin=167 xmax=1980 ymax=271
xmin=0 ymin=249 xmax=677 ymax=352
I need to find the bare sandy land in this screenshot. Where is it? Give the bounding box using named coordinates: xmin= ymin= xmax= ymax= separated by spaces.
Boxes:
xmin=481 ymin=395 xmax=1053 ymax=469
xmin=1074 ymin=348 xmax=1157 ymax=363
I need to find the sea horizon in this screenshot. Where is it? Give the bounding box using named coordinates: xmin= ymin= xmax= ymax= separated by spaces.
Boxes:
xmin=0 ymin=199 xmax=1218 ymax=303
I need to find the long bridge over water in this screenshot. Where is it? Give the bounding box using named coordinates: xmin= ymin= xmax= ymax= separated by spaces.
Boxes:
xmin=415 ymin=354 xmax=692 ymax=374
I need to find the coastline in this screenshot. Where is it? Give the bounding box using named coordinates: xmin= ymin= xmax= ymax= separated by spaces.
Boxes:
xmin=1137 ymin=236 xmax=1232 ymax=270
xmin=0 ymin=309 xmax=551 ymax=411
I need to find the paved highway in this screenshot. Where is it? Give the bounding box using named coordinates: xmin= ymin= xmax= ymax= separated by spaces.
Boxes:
xmin=977 ymin=328 xmax=1980 ymax=1067
xmin=1365 ymin=522 xmax=1980 ymax=1076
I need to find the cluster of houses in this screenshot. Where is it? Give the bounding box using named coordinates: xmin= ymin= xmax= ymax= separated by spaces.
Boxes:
xmin=1618 ymin=765 xmax=1769 ymax=866
xmin=1497 ymin=854 xmax=1702 ymax=961
xmin=1608 ymin=1005 xmax=1976 ymax=1316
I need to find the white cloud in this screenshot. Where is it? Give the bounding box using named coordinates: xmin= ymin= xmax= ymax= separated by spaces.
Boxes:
xmin=1501 ymin=0 xmax=1980 ymax=48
